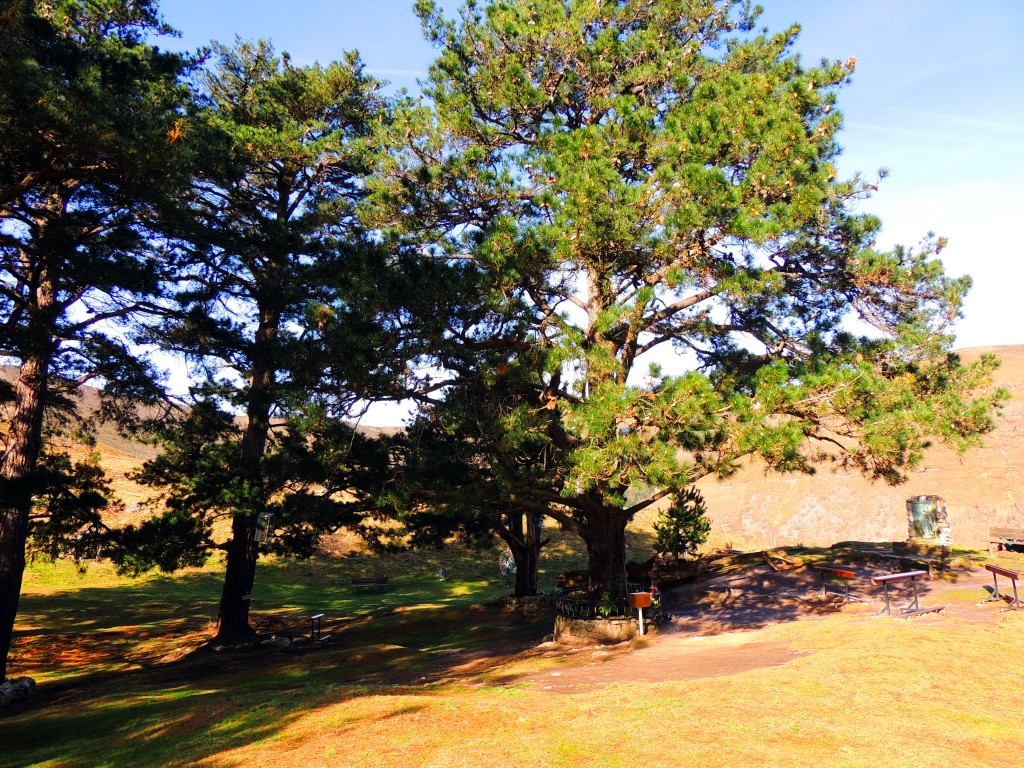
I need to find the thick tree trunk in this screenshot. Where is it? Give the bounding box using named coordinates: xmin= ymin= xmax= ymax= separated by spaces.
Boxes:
xmin=212 ymin=513 xmax=259 ymax=645
xmin=0 ymin=356 xmax=50 ymax=681
xmin=211 ymin=411 xmax=268 ymax=645
xmin=212 ymin=305 xmax=278 ymax=646
xmin=503 ymin=510 xmax=544 ymax=597
xmin=580 ymin=501 xmax=630 ymax=605
xmin=512 ymin=552 xmax=534 ymax=597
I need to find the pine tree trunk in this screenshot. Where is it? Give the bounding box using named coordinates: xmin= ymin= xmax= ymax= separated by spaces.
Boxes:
xmin=211 ymin=306 xmax=277 ymax=646
xmin=510 ymin=536 xmax=538 ymax=598
xmin=0 ymin=355 xmax=50 ymax=681
xmin=523 ymin=511 xmax=543 ymax=596
xmin=580 ymin=501 xmax=630 ymax=605
xmin=212 ymin=513 xmax=259 ymax=646
xmin=504 ymin=510 xmax=543 ymax=597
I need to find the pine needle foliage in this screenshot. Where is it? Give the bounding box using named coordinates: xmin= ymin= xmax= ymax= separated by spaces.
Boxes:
xmin=382 ymin=0 xmax=1007 ymax=600
xmin=653 ymin=486 xmax=711 ymax=559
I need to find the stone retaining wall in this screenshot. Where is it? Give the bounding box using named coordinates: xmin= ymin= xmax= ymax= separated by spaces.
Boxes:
xmin=553 ymin=615 xmax=639 ymax=645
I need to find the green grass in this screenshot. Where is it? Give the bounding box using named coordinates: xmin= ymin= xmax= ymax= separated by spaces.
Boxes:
xmin=5 ymin=545 xmax=1024 ymax=767
xmin=4 ymin=547 xmax=561 ymax=767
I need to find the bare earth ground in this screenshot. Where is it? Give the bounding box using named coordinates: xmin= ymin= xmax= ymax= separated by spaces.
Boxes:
xmin=523 ymin=559 xmax=1010 ymax=694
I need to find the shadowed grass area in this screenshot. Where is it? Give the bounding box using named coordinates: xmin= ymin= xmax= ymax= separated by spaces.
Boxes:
xmin=9 ymin=546 xmax=537 ymax=685
xmin=5 ymin=547 xmax=1024 ymax=767
xmin=10 ymin=613 xmax=1023 ymax=768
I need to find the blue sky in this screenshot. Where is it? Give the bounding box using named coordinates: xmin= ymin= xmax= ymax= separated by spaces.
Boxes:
xmin=158 ymin=0 xmax=1024 ymax=421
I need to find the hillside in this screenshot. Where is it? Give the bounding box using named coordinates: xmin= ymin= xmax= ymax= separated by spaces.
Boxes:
xmin=691 ymin=345 xmax=1024 ymax=550
xmin=4 ymin=347 xmax=1021 ymax=549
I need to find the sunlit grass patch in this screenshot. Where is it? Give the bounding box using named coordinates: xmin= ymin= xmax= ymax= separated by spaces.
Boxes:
xmin=7 ymin=545 xmax=1024 ymax=767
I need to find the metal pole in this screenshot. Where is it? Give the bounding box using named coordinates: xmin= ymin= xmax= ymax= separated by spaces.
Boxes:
xmin=637 ymin=606 xmax=645 ymax=636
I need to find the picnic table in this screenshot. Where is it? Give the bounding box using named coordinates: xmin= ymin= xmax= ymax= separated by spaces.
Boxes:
xmin=989 ymin=527 xmax=1024 ymax=556
xmin=309 ymin=613 xmax=331 ymax=646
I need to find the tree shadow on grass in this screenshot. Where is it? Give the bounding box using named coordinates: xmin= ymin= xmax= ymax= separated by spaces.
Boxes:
xmin=1 ymin=598 xmax=552 ymax=767
xmin=0 ymin=668 xmax=435 ymax=768
xmin=10 ymin=559 xmax=513 ymax=681
xmin=4 ymin=545 xmax=980 ymax=766
xmin=663 ymin=563 xmax=846 ymax=635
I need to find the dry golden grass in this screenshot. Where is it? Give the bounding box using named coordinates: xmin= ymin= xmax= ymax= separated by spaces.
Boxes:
xmin=7 ymin=551 xmax=1024 ymax=767
xmin=196 ymin=611 xmax=1024 ymax=768
xmin=201 ymin=610 xmax=1024 ymax=768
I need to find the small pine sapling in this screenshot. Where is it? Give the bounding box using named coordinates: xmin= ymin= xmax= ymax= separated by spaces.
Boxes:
xmin=654 ymin=487 xmax=711 ymax=559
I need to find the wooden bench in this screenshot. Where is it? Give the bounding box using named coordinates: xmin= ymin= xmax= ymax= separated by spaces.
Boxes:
xmin=811 ymin=564 xmax=860 ymax=602
xmin=988 ymin=527 xmax=1024 ymax=556
xmin=872 ymin=570 xmax=942 ymax=617
xmin=983 ymin=563 xmax=1021 ymax=609
xmin=352 ymin=574 xmax=388 ymax=592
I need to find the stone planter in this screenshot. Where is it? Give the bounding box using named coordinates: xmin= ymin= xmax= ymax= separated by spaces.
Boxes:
xmin=553 ymin=615 xmax=640 ymax=645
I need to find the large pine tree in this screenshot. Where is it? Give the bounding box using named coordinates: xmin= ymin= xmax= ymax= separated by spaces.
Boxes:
xmin=128 ymin=40 xmax=405 ymax=645
xmin=0 ymin=0 xmax=189 ymax=682
xmin=394 ymin=0 xmax=1005 ymax=603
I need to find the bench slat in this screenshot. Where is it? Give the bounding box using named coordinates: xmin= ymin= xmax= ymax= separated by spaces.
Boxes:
xmin=352 ymin=574 xmax=388 ymax=592
xmin=872 ymin=570 xmax=928 ymax=584
xmin=812 ymin=565 xmax=856 ymax=579
xmin=990 ymin=527 xmax=1024 ymax=539
xmin=985 ymin=564 xmax=1020 ymax=580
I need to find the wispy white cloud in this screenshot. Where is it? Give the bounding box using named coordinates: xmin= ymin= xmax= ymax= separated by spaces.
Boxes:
xmin=852 ymin=122 xmax=1024 ymax=151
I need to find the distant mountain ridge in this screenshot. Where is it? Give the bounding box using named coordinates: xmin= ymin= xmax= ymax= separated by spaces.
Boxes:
xmin=0 ymin=365 xmax=398 ymax=461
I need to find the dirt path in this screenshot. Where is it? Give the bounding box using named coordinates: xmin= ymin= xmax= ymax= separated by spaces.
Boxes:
xmin=524 ymin=561 xmax=1012 ymax=694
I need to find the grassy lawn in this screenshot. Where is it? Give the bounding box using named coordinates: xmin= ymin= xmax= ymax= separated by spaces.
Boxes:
xmin=3 ymin=545 xmax=1024 ymax=767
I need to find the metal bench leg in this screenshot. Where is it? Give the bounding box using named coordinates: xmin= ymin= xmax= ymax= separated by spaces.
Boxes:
xmin=905 ymin=579 xmax=920 ymax=613
xmin=879 ymin=582 xmax=892 ymax=616
xmin=983 ymin=573 xmax=1004 ymax=604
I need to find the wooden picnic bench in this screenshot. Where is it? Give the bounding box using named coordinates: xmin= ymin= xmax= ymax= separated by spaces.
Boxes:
xmin=352 ymin=574 xmax=388 ymax=593
xmin=811 ymin=563 xmax=861 ymax=602
xmin=872 ymin=570 xmax=942 ymax=618
xmin=988 ymin=527 xmax=1024 ymax=556
xmin=983 ymin=563 xmax=1021 ymax=609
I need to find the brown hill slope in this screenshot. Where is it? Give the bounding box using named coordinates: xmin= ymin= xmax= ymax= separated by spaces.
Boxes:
xmin=1 ymin=366 xmax=400 ymax=509
xmin=691 ymin=345 xmax=1024 ymax=550
xmin=5 ymin=347 xmax=1021 ymax=548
